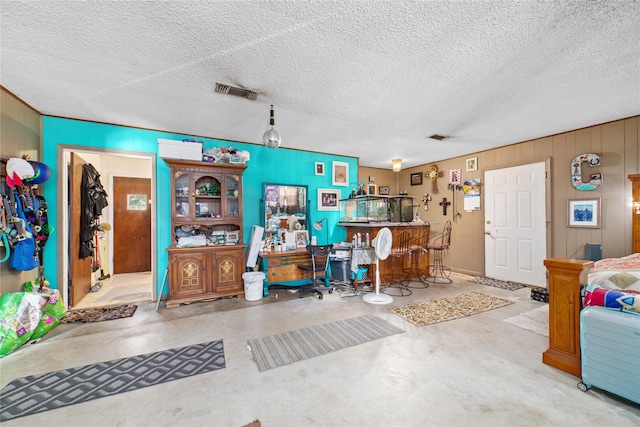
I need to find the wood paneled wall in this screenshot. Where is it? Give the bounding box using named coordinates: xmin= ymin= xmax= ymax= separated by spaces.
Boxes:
xmin=360 ymin=116 xmax=639 ymax=278
xmin=1 ymin=87 xmax=42 ymax=293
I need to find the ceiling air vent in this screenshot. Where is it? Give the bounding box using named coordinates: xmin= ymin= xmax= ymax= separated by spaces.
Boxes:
xmin=429 ymin=134 xmax=447 ymax=141
xmin=215 ymin=82 xmax=258 ymax=100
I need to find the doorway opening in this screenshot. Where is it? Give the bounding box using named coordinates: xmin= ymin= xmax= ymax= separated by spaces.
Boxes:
xmin=59 ymin=147 xmax=157 ymax=309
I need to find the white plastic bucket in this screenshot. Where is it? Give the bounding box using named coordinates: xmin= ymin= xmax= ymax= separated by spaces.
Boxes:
xmin=242 ymin=271 xmax=265 ymax=301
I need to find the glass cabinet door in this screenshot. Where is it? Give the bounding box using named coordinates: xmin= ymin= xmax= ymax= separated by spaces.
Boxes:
xmin=175 ymin=172 xmax=190 ymax=218
xmin=194 ymin=174 xmax=222 ymax=218
xmin=226 ymin=174 xmax=240 ymax=218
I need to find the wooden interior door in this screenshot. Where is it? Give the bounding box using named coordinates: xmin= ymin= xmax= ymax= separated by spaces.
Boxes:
xmin=113 ymin=177 xmax=151 ymax=273
xmin=69 ymin=153 xmax=93 ymax=307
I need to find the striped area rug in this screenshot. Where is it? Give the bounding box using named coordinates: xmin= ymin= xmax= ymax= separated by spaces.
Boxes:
xmin=0 ymin=340 xmax=225 ymax=421
xmin=247 ymin=314 xmax=404 ymax=372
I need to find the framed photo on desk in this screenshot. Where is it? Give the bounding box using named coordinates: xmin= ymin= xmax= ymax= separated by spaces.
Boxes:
xmin=295 ymin=230 xmax=309 ymax=248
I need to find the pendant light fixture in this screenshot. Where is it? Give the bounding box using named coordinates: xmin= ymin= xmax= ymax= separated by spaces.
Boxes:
xmin=262 ymin=104 xmax=281 ymax=149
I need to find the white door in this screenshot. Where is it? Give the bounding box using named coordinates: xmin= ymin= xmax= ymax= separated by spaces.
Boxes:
xmin=484 ymin=162 xmax=547 ymax=287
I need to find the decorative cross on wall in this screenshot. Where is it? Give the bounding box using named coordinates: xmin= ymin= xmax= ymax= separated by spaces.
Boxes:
xmin=440 ymin=197 xmax=451 ymax=215
xmin=421 ymin=193 xmax=432 ymax=211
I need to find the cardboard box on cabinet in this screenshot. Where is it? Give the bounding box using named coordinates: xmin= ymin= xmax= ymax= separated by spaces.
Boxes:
xmin=158 ymin=138 xmax=203 ymax=161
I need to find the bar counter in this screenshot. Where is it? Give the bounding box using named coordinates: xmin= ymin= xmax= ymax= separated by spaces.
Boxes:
xmin=338 ymin=221 xmax=439 ymax=282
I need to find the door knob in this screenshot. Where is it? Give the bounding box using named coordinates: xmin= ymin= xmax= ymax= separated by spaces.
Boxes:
xmin=485 ymin=231 xmax=491 ymax=235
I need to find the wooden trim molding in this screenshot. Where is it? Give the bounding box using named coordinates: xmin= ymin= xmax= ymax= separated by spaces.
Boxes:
xmin=630 ymin=174 xmax=640 ymax=253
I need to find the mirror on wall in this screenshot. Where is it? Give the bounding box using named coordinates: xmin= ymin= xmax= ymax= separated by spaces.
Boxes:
xmin=262 ymin=183 xmax=309 ymax=250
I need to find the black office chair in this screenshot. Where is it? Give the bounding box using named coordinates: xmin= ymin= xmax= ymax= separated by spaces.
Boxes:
xmin=298 ymin=244 xmax=333 ymax=299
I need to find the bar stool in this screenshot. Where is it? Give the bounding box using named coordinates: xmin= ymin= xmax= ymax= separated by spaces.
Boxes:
xmin=407 ymin=221 xmax=431 ymax=288
xmin=425 ymin=220 xmax=452 ymax=284
xmin=381 ymin=223 xmax=413 ymax=296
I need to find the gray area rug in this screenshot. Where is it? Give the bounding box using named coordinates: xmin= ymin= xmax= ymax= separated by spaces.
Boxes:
xmin=247 ymin=314 xmax=404 ymax=372
xmin=0 ymin=340 xmax=225 ymax=421
xmin=469 ymin=276 xmax=527 ymax=291
xmin=504 ymin=304 xmax=549 ymax=337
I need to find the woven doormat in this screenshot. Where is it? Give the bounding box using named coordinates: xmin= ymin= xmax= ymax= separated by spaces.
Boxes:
xmin=504 ymin=305 xmax=549 ymax=337
xmin=390 ymin=291 xmax=514 ymax=327
xmin=469 ymin=276 xmax=526 ymax=291
xmin=61 ymin=304 xmax=137 ymax=323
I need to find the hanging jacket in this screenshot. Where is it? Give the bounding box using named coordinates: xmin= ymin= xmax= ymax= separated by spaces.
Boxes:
xmin=80 ymin=163 xmax=108 ymax=258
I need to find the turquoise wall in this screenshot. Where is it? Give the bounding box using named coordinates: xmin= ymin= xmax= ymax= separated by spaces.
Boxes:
xmin=41 ymin=117 xmax=357 ymax=296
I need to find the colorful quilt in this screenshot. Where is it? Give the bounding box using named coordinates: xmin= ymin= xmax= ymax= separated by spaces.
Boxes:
xmin=589 ymin=253 xmax=640 ymax=291
xmin=583 ymin=284 xmax=640 ymax=314
xmin=593 ymin=253 xmax=640 ymax=270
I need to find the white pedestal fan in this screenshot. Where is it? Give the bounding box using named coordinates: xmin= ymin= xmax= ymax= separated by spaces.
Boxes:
xmin=363 ymin=227 xmax=393 ymax=305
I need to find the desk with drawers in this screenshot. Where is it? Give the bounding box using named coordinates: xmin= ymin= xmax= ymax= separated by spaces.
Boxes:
xmin=258 ymin=249 xmax=329 ymax=296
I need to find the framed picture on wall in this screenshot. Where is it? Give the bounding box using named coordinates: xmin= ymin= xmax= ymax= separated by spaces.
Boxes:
xmin=315 ymin=162 xmax=325 ymax=176
xmin=318 ymin=188 xmax=340 ymax=211
xmin=378 ymin=185 xmax=390 ymax=195
xmin=332 ymin=161 xmax=349 ymax=186
xmin=568 ymin=199 xmax=600 ymax=228
xmin=410 ymin=172 xmax=422 ymax=186
xmin=368 ymin=184 xmax=377 ymax=195
xmin=466 ymin=157 xmax=478 ymax=172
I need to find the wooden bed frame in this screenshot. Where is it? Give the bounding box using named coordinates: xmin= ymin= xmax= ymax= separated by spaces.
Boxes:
xmin=543 ymin=174 xmax=640 ymax=377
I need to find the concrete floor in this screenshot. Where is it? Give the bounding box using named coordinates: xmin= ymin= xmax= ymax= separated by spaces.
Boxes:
xmin=1 ymin=274 xmax=639 ymax=427
xmin=74 ymin=271 xmax=152 ymax=309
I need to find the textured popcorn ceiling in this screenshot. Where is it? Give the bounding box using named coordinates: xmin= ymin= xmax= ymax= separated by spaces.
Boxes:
xmin=1 ymin=1 xmax=639 ymax=169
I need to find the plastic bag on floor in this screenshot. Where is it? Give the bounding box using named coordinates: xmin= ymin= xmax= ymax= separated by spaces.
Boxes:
xmin=0 ymin=292 xmax=46 ymax=358
xmin=23 ymin=279 xmax=66 ymax=340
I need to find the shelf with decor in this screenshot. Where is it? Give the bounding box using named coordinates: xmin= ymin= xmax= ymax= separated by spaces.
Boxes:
xmin=165 ymin=159 xmax=247 ymax=308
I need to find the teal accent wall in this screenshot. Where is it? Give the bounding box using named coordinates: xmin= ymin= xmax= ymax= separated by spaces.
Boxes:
xmin=41 ymin=117 xmax=356 ymax=296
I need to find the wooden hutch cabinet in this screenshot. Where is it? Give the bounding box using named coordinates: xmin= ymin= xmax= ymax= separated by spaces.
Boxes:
xmin=165 ymin=159 xmax=247 ymax=308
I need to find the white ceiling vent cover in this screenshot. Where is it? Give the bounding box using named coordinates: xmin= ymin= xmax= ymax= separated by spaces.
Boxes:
xmin=215 ymin=82 xmax=258 ymax=100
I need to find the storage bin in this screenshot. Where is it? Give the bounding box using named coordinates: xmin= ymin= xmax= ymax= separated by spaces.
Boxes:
xmin=330 ymin=260 xmax=350 ymax=282
xmin=351 ymin=266 xmax=368 ymax=281
xmin=531 ymin=287 xmax=549 ymax=303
